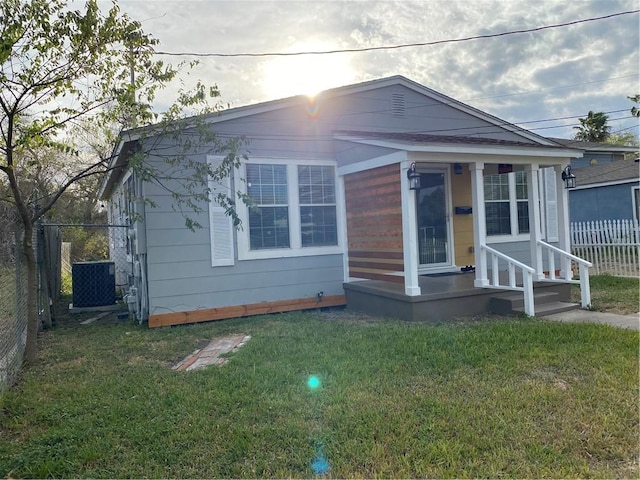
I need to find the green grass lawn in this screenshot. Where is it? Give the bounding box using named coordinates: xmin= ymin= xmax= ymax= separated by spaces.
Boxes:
xmin=1 ymin=304 xmax=638 ymax=478
xmin=571 ymin=274 xmax=640 ymax=314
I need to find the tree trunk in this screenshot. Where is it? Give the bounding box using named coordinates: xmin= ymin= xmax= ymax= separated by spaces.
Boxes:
xmin=22 ymin=221 xmax=39 ymax=364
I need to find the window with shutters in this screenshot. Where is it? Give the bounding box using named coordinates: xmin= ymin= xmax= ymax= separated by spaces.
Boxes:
xmin=235 ymin=159 xmax=343 ymax=260
xmin=484 ymin=171 xmax=529 ymax=238
xmin=484 ymin=169 xmax=558 ymax=242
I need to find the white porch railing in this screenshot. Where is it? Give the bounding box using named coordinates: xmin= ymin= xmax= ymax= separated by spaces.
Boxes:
xmin=480 ymin=244 xmax=536 ymax=316
xmin=537 ymin=240 xmax=592 ymax=309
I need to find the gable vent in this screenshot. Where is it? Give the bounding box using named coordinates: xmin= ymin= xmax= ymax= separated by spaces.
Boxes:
xmin=391 ymin=92 xmax=405 ymax=118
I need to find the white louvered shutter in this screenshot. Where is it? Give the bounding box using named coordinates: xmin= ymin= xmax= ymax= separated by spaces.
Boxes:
xmin=543 ymin=167 xmax=559 ymax=242
xmin=208 ymin=156 xmax=235 ymax=266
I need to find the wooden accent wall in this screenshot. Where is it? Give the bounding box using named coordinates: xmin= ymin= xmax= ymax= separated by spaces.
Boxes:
xmin=344 ymin=163 xmax=404 ymax=283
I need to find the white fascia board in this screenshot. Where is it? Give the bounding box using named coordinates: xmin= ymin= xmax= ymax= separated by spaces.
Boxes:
xmin=334 ymin=135 xmax=582 ymax=160
xmin=337 ymin=151 xmax=407 ymax=176
xmin=107 ymin=138 xmax=126 ymax=170
xmin=572 ymin=178 xmax=640 ymax=190
xmin=590 ymin=147 xmax=639 ymax=153
xmin=98 ymin=138 xmax=128 ymax=200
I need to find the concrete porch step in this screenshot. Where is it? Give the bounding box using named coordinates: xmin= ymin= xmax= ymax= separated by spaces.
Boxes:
xmin=490 ymin=290 xmax=581 ymax=317
xmin=513 ymin=301 xmax=581 ymax=317
xmin=490 ymin=290 xmax=560 ymax=314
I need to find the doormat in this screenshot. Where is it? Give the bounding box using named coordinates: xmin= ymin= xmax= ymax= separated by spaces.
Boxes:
xmin=421 ymin=270 xmax=474 ymax=277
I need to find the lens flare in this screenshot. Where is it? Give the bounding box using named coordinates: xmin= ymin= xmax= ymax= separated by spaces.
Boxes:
xmin=311 ymin=452 xmax=330 ymax=475
xmin=308 ymin=375 xmax=321 ymax=389
xmin=306 ymin=98 xmax=320 ymax=118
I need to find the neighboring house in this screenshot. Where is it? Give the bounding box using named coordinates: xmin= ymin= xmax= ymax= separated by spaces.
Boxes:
xmin=100 ymin=75 xmax=589 ymax=327
xmin=547 ymin=138 xmax=637 ymax=168
xmin=569 ymin=158 xmax=640 ymax=222
xmin=546 ymin=138 xmax=639 ymax=223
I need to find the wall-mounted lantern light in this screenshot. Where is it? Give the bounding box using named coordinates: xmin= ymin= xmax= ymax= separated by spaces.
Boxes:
xmin=407 ymin=162 xmax=421 ymax=190
xmin=561 ymin=165 xmax=576 ymax=189
xmin=453 ymin=163 xmax=463 ymax=175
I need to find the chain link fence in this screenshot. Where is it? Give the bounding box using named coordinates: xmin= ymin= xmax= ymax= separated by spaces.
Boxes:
xmin=1 ymin=223 xmax=130 ymax=393
xmin=0 ymin=227 xmax=28 ymax=394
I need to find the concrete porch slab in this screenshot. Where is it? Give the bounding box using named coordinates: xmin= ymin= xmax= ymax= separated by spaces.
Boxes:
xmin=344 ymin=272 xmax=571 ymax=321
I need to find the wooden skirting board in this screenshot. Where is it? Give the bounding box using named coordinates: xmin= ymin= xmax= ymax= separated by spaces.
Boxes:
xmin=148 ymin=294 xmax=347 ymax=328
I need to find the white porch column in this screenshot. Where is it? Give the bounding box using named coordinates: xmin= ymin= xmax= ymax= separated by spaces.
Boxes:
xmin=526 ymin=164 xmax=544 ymax=280
xmin=469 ymin=162 xmax=488 ymax=287
xmin=555 ymin=164 xmax=572 ymax=278
xmin=401 ymin=161 xmax=421 ymax=296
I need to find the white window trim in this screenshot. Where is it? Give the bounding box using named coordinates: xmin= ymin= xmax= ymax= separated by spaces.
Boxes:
xmin=632 ymin=186 xmax=640 ymax=221
xmin=486 ymin=169 xmax=559 ymax=244
xmin=484 ymin=171 xmax=530 ymax=243
xmin=236 ymin=158 xmax=344 ymax=261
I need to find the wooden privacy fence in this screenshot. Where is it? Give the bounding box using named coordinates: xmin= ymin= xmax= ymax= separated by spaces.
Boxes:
xmin=571 ymin=219 xmax=640 ymax=277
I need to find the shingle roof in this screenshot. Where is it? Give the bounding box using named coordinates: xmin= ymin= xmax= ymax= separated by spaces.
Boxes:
xmin=336 ymin=130 xmax=560 ymax=148
xmin=573 ymin=158 xmax=640 ymax=186
xmin=547 ymin=137 xmax=639 ymax=153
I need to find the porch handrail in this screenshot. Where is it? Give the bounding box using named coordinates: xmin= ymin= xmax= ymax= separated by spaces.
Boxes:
xmin=480 ymin=244 xmax=536 ymax=316
xmin=537 ymin=240 xmax=592 ymax=309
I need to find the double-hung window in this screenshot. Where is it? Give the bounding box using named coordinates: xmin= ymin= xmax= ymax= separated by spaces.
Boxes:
xmin=298 ymin=165 xmax=337 ymax=247
xmin=247 ymin=164 xmax=290 ymax=250
xmin=484 ymin=171 xmax=530 ymax=238
xmin=236 ymin=160 xmax=340 ymax=260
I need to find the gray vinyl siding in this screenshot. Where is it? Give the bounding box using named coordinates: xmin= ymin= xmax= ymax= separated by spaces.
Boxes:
xmin=487 ymin=240 xmax=562 ymax=270
xmin=198 ymin=84 xmax=532 ymax=163
xmin=487 ymin=241 xmax=532 ymax=266
xmin=334 ymin=140 xmax=398 ymax=166
xmin=138 ymin=138 xmax=345 ymax=317
xmin=147 ymin=255 xmax=344 ymax=314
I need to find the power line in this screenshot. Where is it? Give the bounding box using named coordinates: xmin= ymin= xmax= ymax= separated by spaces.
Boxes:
xmin=515 ymin=109 xmax=630 ymax=126
xmin=152 ymin=10 xmax=639 ymax=58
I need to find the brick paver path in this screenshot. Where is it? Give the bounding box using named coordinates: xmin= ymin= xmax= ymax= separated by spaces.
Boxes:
xmin=173 ymin=334 xmax=251 ymax=371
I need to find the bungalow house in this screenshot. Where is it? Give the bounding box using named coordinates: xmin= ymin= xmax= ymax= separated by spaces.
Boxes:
xmin=99 ymin=76 xmax=592 ymax=327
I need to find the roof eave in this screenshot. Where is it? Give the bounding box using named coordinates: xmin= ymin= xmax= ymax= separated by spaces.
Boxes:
xmin=98 ymin=138 xmax=138 ymax=200
xmin=334 ymin=134 xmax=583 ymax=159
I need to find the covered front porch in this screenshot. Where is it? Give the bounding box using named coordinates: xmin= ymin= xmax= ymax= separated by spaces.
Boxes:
xmin=338 ymin=134 xmax=592 ymax=319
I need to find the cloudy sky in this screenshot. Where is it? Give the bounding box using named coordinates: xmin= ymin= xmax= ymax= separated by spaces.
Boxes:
xmin=114 ymin=0 xmax=639 ymax=140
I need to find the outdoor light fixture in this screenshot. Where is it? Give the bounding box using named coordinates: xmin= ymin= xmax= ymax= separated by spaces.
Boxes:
xmin=561 ymin=165 xmax=576 ymax=189
xmin=407 ymin=162 xmax=421 ymax=190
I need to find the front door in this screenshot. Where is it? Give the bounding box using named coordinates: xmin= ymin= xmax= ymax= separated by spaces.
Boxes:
xmin=416 ymin=169 xmax=451 ymax=268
